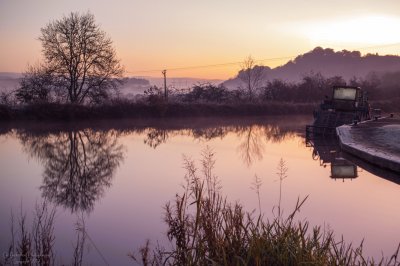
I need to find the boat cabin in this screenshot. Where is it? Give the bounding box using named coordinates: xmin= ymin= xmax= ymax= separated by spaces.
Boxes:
xmin=331 ymin=86 xmax=365 ymax=112
xmin=306 ymin=86 xmax=370 ymax=137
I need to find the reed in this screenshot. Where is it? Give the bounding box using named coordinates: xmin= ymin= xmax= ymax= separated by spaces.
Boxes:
xmin=2 ymin=201 xmax=56 ymax=266
xmin=131 ymin=147 xmax=400 ymax=266
xmin=1 ymin=202 xmax=90 ymax=266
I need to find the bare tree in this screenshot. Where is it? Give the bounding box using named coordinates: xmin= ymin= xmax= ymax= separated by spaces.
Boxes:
xmin=238 ymin=56 xmax=266 ymax=101
xmin=16 ymin=63 xmax=56 ymax=104
xmin=38 ymin=12 xmax=123 ymax=104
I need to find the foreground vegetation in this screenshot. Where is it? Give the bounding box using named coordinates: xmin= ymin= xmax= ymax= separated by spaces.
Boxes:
xmin=2 ymin=148 xmax=399 ymax=265
xmin=130 ymin=148 xmax=399 ymax=265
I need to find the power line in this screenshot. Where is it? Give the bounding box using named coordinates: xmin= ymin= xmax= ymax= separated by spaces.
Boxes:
xmin=126 ymin=55 xmax=296 ymax=75
xmin=125 ymin=42 xmax=400 ymax=75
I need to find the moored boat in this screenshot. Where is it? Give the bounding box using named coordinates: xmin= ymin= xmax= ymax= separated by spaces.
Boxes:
xmin=306 ymin=86 xmax=370 ymax=137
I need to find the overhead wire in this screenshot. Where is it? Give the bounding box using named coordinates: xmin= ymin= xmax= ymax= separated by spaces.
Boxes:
xmin=125 ymin=56 xmax=296 ymax=75
xmin=125 ymin=42 xmax=400 ymax=76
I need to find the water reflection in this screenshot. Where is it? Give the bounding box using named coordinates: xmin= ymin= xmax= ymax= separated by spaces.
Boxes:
xmin=191 ymin=126 xmax=229 ymax=140
xmin=236 ymin=124 xmax=299 ymax=166
xmin=237 ymin=125 xmax=265 ymax=167
xmin=342 ymin=153 xmax=400 ymax=185
xmin=307 ymin=137 xmax=400 ymax=183
xmin=144 ymin=128 xmax=168 ymax=148
xmin=306 ymin=137 xmax=358 ymax=180
xmin=1 ymin=116 xmax=399 ymax=264
xmin=17 ymin=129 xmax=124 ymax=213
xmin=331 ymin=158 xmax=358 ymax=179
xmin=143 ymin=122 xmax=298 ymax=166
xmin=0 ymin=117 xmax=305 ymax=213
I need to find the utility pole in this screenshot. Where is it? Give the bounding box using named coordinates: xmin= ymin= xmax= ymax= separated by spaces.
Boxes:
xmin=162 ymin=69 xmax=167 ymax=101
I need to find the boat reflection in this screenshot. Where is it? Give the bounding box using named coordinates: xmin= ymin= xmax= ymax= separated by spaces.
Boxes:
xmin=306 ymin=137 xmax=358 ymax=181
xmin=306 ymin=136 xmax=399 ymax=184
xmin=331 ymin=158 xmax=358 ymax=179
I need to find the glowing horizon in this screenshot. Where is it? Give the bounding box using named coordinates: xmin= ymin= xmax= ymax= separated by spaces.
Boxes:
xmin=302 ymin=15 xmax=400 ymax=48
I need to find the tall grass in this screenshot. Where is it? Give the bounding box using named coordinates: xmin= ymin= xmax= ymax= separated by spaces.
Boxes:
xmin=2 ymin=201 xmax=56 ymax=265
xmin=1 ymin=201 xmax=89 ymax=266
xmin=131 ymin=147 xmax=399 ymax=265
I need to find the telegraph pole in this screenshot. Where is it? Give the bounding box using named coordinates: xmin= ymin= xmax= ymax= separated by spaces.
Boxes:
xmin=162 ymin=69 xmax=167 ymax=100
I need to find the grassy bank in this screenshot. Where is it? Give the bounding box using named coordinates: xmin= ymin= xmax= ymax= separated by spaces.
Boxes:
xmin=1 ymin=98 xmax=399 ymax=122
xmin=0 ymin=101 xmax=316 ymax=121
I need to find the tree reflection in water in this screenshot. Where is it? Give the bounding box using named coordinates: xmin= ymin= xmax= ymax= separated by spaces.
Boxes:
xmin=237 ymin=125 xmax=265 ymax=167
xmin=144 ymin=128 xmax=168 ymax=148
xmin=143 ymin=123 xmax=297 ymax=167
xmin=18 ymin=129 xmax=124 ymax=213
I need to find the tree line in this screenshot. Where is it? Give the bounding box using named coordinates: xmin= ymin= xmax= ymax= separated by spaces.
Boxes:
xmin=140 ymin=71 xmax=399 ymax=104
xmin=1 ymin=12 xmax=399 ymax=110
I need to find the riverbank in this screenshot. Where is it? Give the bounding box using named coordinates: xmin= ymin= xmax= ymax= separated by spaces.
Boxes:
xmin=0 ymin=102 xmax=316 ymax=121
xmin=337 ymin=115 xmax=400 ymax=173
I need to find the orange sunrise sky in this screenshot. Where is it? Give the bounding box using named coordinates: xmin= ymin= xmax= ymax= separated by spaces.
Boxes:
xmin=1 ymin=0 xmax=400 ymax=79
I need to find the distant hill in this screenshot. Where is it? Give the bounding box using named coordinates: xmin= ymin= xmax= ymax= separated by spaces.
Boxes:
xmin=0 ymin=72 xmax=23 ymax=79
xmin=223 ymin=47 xmax=400 ymax=89
xmin=0 ymin=72 xmax=22 ymax=92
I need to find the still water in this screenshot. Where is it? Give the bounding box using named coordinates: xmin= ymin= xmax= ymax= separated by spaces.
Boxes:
xmin=0 ymin=116 xmax=399 ymax=265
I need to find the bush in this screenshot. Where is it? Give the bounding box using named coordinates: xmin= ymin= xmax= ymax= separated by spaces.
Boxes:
xmin=184 ymin=83 xmax=230 ymax=103
xmin=144 ymin=86 xmax=165 ymax=104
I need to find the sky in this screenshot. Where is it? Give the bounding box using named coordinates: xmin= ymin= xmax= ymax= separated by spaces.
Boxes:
xmin=1 ymin=0 xmax=400 ymax=79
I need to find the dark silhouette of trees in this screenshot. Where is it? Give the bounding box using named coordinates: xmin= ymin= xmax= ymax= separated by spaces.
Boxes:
xmin=18 ymin=129 xmax=124 ymax=213
xmin=143 ymin=85 xmax=164 ymax=104
xmin=349 ymin=72 xmax=381 ymax=100
xmin=260 ymin=79 xmax=294 ymax=101
xmin=17 ymin=12 xmax=123 ymax=104
xmin=184 ymin=83 xmax=229 ymax=103
xmin=257 ymin=73 xmax=347 ymax=103
xmin=378 ymin=71 xmax=400 ymax=98
xmin=16 ymin=64 xmax=57 ymax=104
xmin=238 ymin=56 xmax=266 ymax=100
